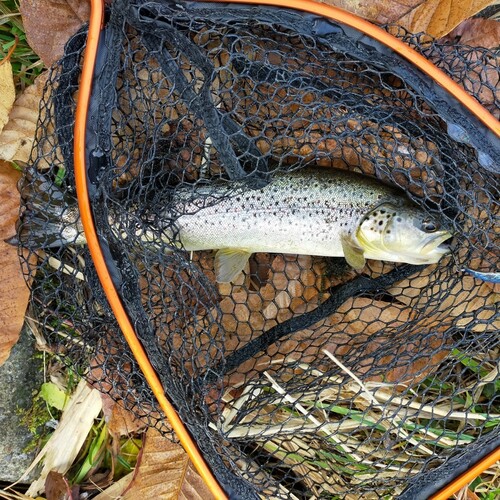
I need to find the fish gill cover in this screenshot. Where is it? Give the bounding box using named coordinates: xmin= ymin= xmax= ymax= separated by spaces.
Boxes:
xmin=17 ymin=0 xmax=500 ymax=498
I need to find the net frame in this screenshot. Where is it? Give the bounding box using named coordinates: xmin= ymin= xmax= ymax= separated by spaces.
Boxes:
xmin=19 ymin=0 xmax=500 ymax=498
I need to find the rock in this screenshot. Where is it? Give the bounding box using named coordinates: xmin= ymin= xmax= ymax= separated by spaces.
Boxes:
xmin=0 ymin=324 xmax=42 ymax=483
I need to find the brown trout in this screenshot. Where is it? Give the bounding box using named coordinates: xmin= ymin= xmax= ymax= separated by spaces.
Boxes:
xmin=14 ymin=168 xmax=451 ymax=282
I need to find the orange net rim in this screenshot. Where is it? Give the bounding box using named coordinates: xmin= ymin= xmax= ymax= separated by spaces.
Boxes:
xmin=73 ymin=1 xmax=500 ymax=499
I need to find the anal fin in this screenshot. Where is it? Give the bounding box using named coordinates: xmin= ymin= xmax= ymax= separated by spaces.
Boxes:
xmin=215 ymin=248 xmax=252 ymax=283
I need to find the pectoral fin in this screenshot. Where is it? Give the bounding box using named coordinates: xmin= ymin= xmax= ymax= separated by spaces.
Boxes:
xmin=215 ymin=248 xmax=252 ymax=283
xmin=341 ymin=234 xmax=366 ymax=270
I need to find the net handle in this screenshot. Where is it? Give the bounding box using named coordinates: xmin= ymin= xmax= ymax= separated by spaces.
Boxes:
xmin=73 ymin=1 xmax=228 ymax=498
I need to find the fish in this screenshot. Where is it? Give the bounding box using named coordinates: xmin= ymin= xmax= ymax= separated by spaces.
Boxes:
xmin=11 ymin=168 xmax=452 ymax=283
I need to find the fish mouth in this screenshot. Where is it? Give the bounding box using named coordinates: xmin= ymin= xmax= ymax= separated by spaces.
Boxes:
xmin=393 ymin=232 xmax=452 ymax=265
xmin=421 ymin=231 xmax=453 ymax=255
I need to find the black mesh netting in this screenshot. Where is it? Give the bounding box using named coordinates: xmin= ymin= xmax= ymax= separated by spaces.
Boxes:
xmin=17 ymin=1 xmax=500 ymax=498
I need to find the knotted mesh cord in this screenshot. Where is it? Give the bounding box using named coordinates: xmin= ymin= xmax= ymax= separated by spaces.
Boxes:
xmin=19 ymin=1 xmax=499 ymax=498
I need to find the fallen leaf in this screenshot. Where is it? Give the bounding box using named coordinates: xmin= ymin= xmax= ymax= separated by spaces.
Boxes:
xmin=396 ymin=0 xmax=497 ymax=37
xmin=100 ymin=392 xmax=148 ymax=437
xmin=321 ymin=0 xmax=425 ymax=25
xmin=0 ymin=72 xmax=47 ymax=163
xmin=428 ymin=25 xmax=500 ymax=118
xmin=121 ymin=427 xmax=214 ymax=500
xmin=179 ymin=460 xmax=216 ymax=500
xmin=434 ymin=18 xmax=500 ymax=117
xmin=0 ymin=161 xmax=30 ymax=365
xmin=109 ymin=402 xmax=148 ymax=436
xmin=20 ymin=0 xmax=90 ymax=66
xmin=45 ymin=471 xmax=78 ymax=500
xmin=440 ymin=17 xmax=500 ymax=48
xmin=434 ymin=18 xmax=500 ymax=118
xmin=0 ymin=58 xmax=15 ymax=134
xmin=23 ymin=379 xmax=103 ymax=497
xmin=40 ymin=381 xmax=69 ymax=411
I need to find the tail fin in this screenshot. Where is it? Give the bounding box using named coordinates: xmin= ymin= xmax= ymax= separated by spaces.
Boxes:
xmin=11 ymin=170 xmax=84 ymax=250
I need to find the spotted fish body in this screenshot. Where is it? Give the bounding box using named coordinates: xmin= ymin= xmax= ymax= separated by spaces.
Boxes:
xmin=174 ymin=169 xmax=396 ymax=256
xmin=170 ymin=168 xmax=451 ymax=281
xmin=15 ymin=168 xmax=451 ymax=283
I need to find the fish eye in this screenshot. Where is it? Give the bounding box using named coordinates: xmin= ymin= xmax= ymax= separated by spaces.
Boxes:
xmin=421 ymin=218 xmax=440 ymax=233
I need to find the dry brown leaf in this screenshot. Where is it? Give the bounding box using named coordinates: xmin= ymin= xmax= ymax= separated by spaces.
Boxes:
xmin=108 ymin=402 xmax=148 ymax=436
xmin=121 ymin=427 xmax=215 ymax=500
xmin=0 ymin=72 xmax=47 ymax=163
xmin=20 ymin=0 xmax=90 ymax=66
xmin=436 ymin=15 xmax=500 ymax=117
xmin=433 ymin=53 xmax=499 ymax=117
xmin=45 ymin=470 xmax=78 ymax=500
xmin=441 ymin=17 xmax=500 ymax=48
xmin=100 ymin=392 xmax=148 ymax=437
xmin=179 ymin=461 xmax=215 ymax=500
xmin=434 ymin=19 xmax=500 ymax=117
xmin=0 ymin=59 xmax=15 ymax=133
xmin=396 ymin=0 xmax=498 ymax=37
xmin=0 ymin=161 xmax=30 ymax=365
xmin=321 ymin=0 xmax=425 ymax=25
